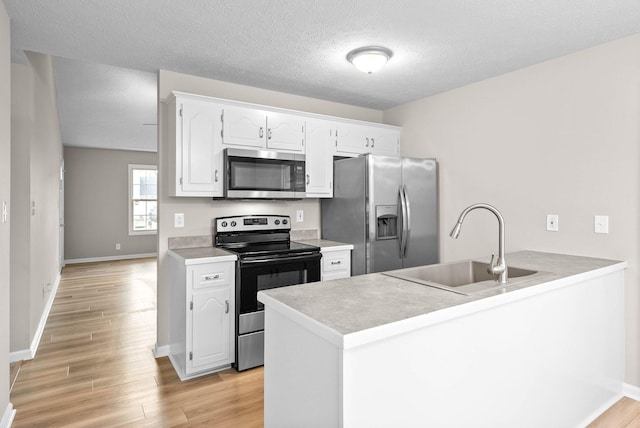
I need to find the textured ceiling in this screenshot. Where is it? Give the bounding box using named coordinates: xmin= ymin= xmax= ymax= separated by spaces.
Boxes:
xmin=5 ymin=0 xmax=640 ymax=151
xmin=53 ymin=58 xmax=157 ymax=151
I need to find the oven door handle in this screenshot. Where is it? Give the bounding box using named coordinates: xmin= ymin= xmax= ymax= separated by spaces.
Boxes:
xmin=239 ymin=252 xmax=322 ymax=266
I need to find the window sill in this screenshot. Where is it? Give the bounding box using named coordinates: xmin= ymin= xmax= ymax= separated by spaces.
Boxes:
xmin=129 ymin=230 xmax=158 ymax=236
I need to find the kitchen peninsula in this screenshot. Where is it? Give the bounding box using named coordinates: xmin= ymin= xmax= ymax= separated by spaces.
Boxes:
xmin=258 ymin=251 xmax=627 ymax=428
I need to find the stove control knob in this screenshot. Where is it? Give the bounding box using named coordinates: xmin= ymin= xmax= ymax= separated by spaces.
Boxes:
xmin=274 ymin=220 xmax=280 ymax=225
xmin=282 ymin=219 xmax=288 ymax=225
xmin=230 ymin=221 xmax=237 ymax=227
xmin=221 ymin=221 xmax=228 ymax=228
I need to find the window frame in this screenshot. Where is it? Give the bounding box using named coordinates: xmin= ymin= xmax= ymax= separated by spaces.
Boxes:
xmin=128 ymin=164 xmax=158 ymax=236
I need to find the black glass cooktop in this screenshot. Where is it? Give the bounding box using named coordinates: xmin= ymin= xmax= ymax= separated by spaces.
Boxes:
xmin=218 ymin=241 xmax=319 ymax=258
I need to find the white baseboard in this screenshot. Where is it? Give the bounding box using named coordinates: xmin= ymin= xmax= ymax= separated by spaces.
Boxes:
xmin=154 ymin=343 xmax=170 ymax=358
xmin=9 ymin=271 xmax=61 ymax=363
xmin=65 ymin=253 xmax=157 ymax=265
xmin=0 ymin=403 xmax=15 ymax=428
xmin=624 ymin=383 xmax=640 ymax=400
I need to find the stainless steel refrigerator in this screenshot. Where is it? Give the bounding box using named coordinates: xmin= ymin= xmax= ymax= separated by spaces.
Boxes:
xmin=321 ymin=155 xmax=438 ymax=276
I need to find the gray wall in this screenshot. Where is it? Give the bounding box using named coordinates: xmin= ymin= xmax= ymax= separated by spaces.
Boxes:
xmin=64 ymin=146 xmax=158 ymax=261
xmin=385 ymin=33 xmax=640 ymax=387
xmin=0 ymin=0 xmax=12 ymax=418
xmin=10 ymin=51 xmax=64 ymax=355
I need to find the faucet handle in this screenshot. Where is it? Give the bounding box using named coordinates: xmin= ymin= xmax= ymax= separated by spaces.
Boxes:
xmin=488 ymin=254 xmax=497 ymax=271
xmin=488 ymin=254 xmax=506 ymax=275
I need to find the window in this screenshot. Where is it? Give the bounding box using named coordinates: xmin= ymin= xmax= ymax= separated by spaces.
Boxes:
xmin=129 ymin=164 xmax=157 ymax=235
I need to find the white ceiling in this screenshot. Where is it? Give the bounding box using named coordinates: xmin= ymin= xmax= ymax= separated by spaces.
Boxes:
xmin=5 ymin=0 xmax=640 ymax=152
xmin=53 ymin=58 xmax=157 ymax=152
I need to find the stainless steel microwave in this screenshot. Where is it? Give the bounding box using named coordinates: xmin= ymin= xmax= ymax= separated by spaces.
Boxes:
xmin=224 ymin=148 xmax=306 ymax=199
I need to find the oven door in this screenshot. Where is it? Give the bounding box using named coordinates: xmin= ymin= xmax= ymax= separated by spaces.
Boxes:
xmin=238 ymin=251 xmax=321 ymax=319
xmin=235 ymin=251 xmax=321 ymax=371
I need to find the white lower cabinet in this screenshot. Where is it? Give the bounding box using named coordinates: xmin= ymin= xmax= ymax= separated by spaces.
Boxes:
xmin=321 ymin=248 xmax=351 ymax=281
xmin=169 ymin=255 xmax=235 ymax=380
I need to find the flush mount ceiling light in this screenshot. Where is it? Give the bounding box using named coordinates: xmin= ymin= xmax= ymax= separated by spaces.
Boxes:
xmin=346 ymin=46 xmax=393 ymax=74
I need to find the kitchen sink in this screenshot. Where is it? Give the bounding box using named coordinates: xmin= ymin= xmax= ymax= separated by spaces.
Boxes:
xmin=383 ymin=260 xmax=542 ymax=295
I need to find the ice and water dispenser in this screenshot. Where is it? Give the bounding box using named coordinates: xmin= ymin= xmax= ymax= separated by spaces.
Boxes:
xmin=375 ymin=205 xmax=398 ymax=240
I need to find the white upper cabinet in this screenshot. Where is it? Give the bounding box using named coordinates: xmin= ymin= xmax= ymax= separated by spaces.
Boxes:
xmin=368 ymin=126 xmax=401 ymax=156
xmin=305 ymin=119 xmax=333 ymax=198
xmin=168 ymin=94 xmax=223 ymax=197
xmin=221 ymin=105 xmax=266 ymax=149
xmin=335 ymin=122 xmax=401 ymax=156
xmin=167 ymin=91 xmax=402 ymax=198
xmin=221 ymin=106 xmax=305 ymax=152
xmin=266 ymin=111 xmax=305 ymax=152
xmin=335 ymin=122 xmax=370 ymax=155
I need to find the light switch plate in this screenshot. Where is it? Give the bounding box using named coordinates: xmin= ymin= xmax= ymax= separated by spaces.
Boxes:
xmin=546 ymin=214 xmax=559 ymax=232
xmin=594 ymin=215 xmax=609 ymax=234
xmin=296 ymin=210 xmax=304 ymax=222
xmin=175 ymin=213 xmax=185 ymax=228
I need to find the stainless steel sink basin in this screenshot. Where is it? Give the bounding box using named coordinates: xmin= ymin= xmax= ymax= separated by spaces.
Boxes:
xmin=383 ymin=260 xmax=542 ymax=295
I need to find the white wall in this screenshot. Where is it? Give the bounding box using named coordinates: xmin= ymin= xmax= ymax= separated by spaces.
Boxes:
xmin=0 ymin=0 xmax=12 ymax=422
xmin=384 ymin=33 xmax=640 ymax=386
xmin=10 ymin=51 xmax=64 ymax=357
xmin=10 ymin=62 xmax=32 ymax=351
xmin=155 ymin=70 xmax=383 ymax=348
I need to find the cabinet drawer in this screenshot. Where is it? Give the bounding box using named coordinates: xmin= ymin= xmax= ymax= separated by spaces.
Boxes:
xmin=321 ymin=250 xmax=351 ymax=280
xmin=190 ymin=263 xmax=234 ymax=290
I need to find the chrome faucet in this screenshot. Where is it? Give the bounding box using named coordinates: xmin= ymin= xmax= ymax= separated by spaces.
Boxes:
xmin=450 ymin=203 xmax=507 ymax=284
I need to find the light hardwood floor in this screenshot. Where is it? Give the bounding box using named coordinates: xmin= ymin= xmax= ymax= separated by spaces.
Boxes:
xmin=8 ymin=257 xmax=638 ymax=427
xmin=10 ymin=258 xmax=263 ymax=427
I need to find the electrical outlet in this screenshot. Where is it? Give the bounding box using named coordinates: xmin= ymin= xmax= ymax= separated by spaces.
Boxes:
xmin=175 ymin=213 xmax=185 ymax=228
xmin=594 ymin=215 xmax=609 ymax=234
xmin=116 ymin=243 xmax=121 ymax=250
xmin=296 ymin=210 xmax=304 ymax=222
xmin=546 ymin=214 xmax=559 ymax=232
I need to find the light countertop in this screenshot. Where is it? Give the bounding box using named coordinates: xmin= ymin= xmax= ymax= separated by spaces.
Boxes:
xmin=168 ymin=247 xmax=237 ymax=264
xmin=168 ymin=239 xmax=353 ymax=264
xmin=258 ymin=251 xmax=627 ymax=348
xmin=294 ymin=239 xmax=354 ymax=251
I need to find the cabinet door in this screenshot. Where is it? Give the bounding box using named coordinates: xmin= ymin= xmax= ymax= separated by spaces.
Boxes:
xmin=305 ymin=119 xmax=333 ymax=197
xmin=179 ymin=100 xmax=223 ymax=196
xmin=266 ymin=112 xmax=305 ymax=152
xmin=370 ymin=127 xmax=401 ymax=156
xmin=335 ymin=123 xmax=371 ymax=155
xmin=190 ymin=286 xmax=232 ymax=371
xmin=221 ymin=105 xmax=266 ymax=148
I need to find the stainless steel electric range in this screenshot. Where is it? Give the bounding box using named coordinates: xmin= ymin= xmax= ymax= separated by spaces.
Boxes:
xmin=215 ymin=215 xmax=321 ymax=371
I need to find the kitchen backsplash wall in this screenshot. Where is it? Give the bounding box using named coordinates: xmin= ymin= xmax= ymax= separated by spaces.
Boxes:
xmin=161 ymin=198 xmax=322 ymax=240
xmin=168 ymin=229 xmax=319 ymax=250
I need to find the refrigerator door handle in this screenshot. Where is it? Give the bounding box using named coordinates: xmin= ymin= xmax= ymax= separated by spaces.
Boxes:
xmin=403 ymin=185 xmax=411 ymax=257
xmin=399 ymin=185 xmax=409 ymax=258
